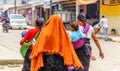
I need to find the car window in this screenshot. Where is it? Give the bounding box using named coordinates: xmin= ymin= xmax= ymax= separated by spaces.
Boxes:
xmin=10 ymin=15 xmax=24 ymax=19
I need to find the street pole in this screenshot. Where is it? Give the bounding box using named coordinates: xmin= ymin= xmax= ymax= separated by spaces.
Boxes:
xmin=14 ymin=0 xmax=17 ymax=14
xmin=50 ymin=0 xmax=52 ymax=16
xmin=58 ymin=0 xmax=62 ymax=19
xmin=76 ymin=4 xmax=80 ymax=22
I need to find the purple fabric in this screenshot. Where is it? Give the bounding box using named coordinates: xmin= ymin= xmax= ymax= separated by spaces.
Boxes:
xmin=72 ymin=38 xmax=85 ymax=49
xmin=83 ymin=24 xmax=90 ymax=34
xmin=72 ymin=24 xmax=90 ymax=49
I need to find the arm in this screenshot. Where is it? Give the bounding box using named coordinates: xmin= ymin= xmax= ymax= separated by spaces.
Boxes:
xmin=20 ymin=39 xmax=26 ymax=45
xmin=98 ymin=18 xmax=103 ymax=26
xmin=69 ymin=32 xmax=75 ymax=42
xmin=92 ymin=31 xmax=104 ymax=59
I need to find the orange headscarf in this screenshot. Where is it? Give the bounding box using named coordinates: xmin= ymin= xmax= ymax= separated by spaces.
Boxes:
xmin=30 ymin=14 xmax=83 ymax=71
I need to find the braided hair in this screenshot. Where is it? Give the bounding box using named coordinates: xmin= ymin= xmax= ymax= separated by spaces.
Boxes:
xmin=35 ymin=18 xmax=44 ymax=30
xmin=69 ymin=22 xmax=78 ymax=31
xmin=77 ymin=14 xmax=86 ymax=24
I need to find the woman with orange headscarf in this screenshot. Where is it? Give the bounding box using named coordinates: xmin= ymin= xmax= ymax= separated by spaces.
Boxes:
xmin=29 ymin=14 xmax=83 ymax=71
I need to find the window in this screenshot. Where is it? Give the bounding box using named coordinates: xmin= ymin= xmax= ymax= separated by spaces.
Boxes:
xmin=10 ymin=15 xmax=24 ymax=19
xmin=4 ymin=0 xmax=7 ymax=4
xmin=102 ymin=0 xmax=120 ymax=5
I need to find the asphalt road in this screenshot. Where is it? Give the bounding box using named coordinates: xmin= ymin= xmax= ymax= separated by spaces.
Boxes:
xmin=0 ymin=24 xmax=24 ymax=60
xmin=89 ymin=39 xmax=120 ymax=71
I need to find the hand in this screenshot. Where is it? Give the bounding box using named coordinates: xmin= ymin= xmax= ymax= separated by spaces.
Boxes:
xmin=99 ymin=51 xmax=104 ymax=59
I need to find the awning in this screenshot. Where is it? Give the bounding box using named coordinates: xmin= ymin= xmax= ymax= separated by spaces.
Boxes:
xmin=76 ymin=0 xmax=98 ymax=5
xmin=0 ymin=4 xmax=15 ymax=12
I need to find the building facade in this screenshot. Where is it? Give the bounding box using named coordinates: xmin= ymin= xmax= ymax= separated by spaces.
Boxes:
xmin=100 ymin=0 xmax=120 ymax=34
xmin=5 ymin=0 xmax=120 ymax=34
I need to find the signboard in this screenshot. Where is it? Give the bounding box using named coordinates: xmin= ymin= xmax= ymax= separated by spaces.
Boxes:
xmin=56 ymin=11 xmax=70 ymax=22
xmin=44 ymin=0 xmax=51 ymax=9
xmin=102 ymin=0 xmax=120 ymax=5
xmin=76 ymin=0 xmax=97 ymax=5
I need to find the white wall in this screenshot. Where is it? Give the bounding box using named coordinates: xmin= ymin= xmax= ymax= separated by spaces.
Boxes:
xmin=0 ymin=0 xmax=26 ymax=5
xmin=0 ymin=0 xmax=4 ymax=4
xmin=28 ymin=0 xmax=67 ymax=5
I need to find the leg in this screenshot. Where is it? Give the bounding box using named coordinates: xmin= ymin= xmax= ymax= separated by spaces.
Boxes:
xmin=22 ymin=49 xmax=31 ymax=71
xmin=39 ymin=54 xmax=68 ymax=71
xmin=103 ymin=27 xmax=108 ymax=41
xmin=75 ymin=48 xmax=90 ymax=71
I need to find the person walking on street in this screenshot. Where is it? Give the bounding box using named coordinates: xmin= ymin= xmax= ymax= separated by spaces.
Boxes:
xmin=99 ymin=15 xmax=109 ymax=41
xmin=20 ymin=18 xmax=44 ymax=71
xmin=79 ymin=9 xmax=86 ymax=18
xmin=69 ymin=22 xmax=96 ymax=61
xmin=29 ymin=14 xmax=83 ymax=71
xmin=76 ymin=14 xmax=104 ymax=71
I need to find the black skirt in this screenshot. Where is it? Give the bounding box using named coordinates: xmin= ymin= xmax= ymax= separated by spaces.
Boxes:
xmin=39 ymin=53 xmax=68 ymax=71
xmin=22 ymin=49 xmax=32 ymax=71
xmin=74 ymin=45 xmax=91 ymax=71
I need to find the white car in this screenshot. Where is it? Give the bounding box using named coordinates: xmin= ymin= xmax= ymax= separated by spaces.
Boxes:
xmin=9 ymin=14 xmax=27 ymax=29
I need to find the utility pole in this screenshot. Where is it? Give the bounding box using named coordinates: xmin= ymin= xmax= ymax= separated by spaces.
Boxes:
xmin=49 ymin=0 xmax=52 ymax=16
xmin=14 ymin=0 xmax=17 ymax=14
xmin=76 ymin=3 xmax=79 ymax=22
xmin=58 ymin=0 xmax=62 ymax=19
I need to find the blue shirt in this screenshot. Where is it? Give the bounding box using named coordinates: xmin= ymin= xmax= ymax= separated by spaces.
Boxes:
xmin=69 ymin=30 xmax=86 ymax=42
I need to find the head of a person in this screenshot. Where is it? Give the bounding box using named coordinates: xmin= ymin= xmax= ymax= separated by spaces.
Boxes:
xmin=102 ymin=15 xmax=105 ymax=18
xmin=69 ymin=22 xmax=78 ymax=31
xmin=21 ymin=30 xmax=27 ymax=37
xmin=77 ymin=14 xmax=86 ymax=23
xmin=80 ymin=9 xmax=84 ymax=13
xmin=35 ymin=18 xmax=44 ymax=29
xmin=45 ymin=14 xmax=63 ymax=26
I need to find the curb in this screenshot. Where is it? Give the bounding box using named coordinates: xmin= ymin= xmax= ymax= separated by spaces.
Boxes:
xmin=96 ymin=35 xmax=120 ymax=42
xmin=0 ymin=59 xmax=23 ymax=65
xmin=97 ymin=36 xmax=113 ymax=41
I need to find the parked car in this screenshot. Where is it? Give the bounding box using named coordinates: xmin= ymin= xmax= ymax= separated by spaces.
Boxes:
xmin=9 ymin=14 xmax=27 ymax=29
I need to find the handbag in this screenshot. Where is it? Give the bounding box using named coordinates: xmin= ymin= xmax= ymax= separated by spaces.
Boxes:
xmin=20 ymin=31 xmax=40 ymax=58
xmin=72 ymin=24 xmax=90 ymax=49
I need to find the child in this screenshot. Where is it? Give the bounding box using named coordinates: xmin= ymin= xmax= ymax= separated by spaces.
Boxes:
xmin=21 ymin=30 xmax=27 ymax=38
xmin=69 ymin=23 xmax=96 ymax=61
xmin=21 ymin=30 xmax=28 ymax=43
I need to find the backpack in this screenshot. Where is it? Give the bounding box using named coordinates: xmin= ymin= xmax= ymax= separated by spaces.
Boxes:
xmin=72 ymin=24 xmax=90 ymax=49
xmin=20 ymin=31 xmax=40 ymax=58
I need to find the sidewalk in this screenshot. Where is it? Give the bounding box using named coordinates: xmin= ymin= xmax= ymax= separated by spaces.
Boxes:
xmin=0 ymin=44 xmax=23 ymax=65
xmin=96 ymin=33 xmax=120 ymax=42
xmin=0 ymin=25 xmax=34 ymax=65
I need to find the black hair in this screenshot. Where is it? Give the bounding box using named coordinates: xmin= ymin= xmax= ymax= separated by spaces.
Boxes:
xmin=102 ymin=15 xmax=105 ymax=18
xmin=69 ymin=22 xmax=78 ymax=31
xmin=80 ymin=9 xmax=84 ymax=13
xmin=35 ymin=18 xmax=44 ymax=29
xmin=77 ymin=14 xmax=86 ymax=24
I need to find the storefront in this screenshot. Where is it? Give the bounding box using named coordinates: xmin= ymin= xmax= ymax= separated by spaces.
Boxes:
xmin=52 ymin=0 xmax=76 ymax=22
xmin=100 ymin=0 xmax=120 ymax=34
xmin=35 ymin=5 xmax=45 ymax=20
xmin=18 ymin=8 xmax=32 ymax=25
xmin=55 ymin=0 xmax=99 ymax=24
xmin=77 ymin=0 xmax=100 ymax=24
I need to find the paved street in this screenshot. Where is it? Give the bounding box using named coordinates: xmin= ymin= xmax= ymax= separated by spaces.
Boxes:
xmin=0 ymin=24 xmax=120 ymax=71
xmin=0 ymin=24 xmax=23 ymax=60
xmin=89 ymin=39 xmax=120 ymax=71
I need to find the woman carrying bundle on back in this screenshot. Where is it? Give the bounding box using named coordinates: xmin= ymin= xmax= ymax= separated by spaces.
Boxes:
xmin=75 ymin=14 xmax=104 ymax=71
xmin=29 ymin=14 xmax=83 ymax=71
